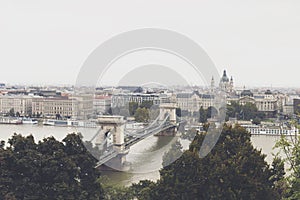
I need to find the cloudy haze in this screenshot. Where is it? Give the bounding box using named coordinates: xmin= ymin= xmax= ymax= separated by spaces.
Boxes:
xmin=1 ymin=0 xmax=300 ymax=87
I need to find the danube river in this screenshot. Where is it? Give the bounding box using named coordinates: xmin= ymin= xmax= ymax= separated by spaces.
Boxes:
xmin=0 ymin=124 xmax=283 ymax=186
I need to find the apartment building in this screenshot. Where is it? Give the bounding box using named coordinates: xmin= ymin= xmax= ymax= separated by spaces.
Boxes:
xmin=0 ymin=95 xmax=32 ymax=116
xmin=111 ymin=93 xmax=160 ymax=108
xmin=94 ymin=95 xmax=112 ymax=114
xmin=176 ymin=91 xmax=214 ymax=113
xmin=32 ymin=94 xmax=93 ymax=119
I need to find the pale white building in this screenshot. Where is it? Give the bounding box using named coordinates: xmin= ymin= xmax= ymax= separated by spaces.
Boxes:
xmin=32 ymin=94 xmax=93 ymax=119
xmin=94 ymin=95 xmax=112 ymax=114
xmin=111 ymin=93 xmax=160 ymax=108
xmin=237 ymin=89 xmax=278 ymax=113
xmin=0 ymin=95 xmax=32 ymax=116
xmin=176 ymin=91 xmax=214 ymax=114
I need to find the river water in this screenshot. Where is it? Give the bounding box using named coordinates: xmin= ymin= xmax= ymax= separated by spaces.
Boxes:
xmin=0 ymin=124 xmax=284 ymax=186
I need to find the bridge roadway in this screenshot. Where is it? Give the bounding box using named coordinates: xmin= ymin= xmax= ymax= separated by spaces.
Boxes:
xmin=124 ymin=122 xmax=176 ymax=149
xmin=95 ymin=121 xmax=176 ymax=167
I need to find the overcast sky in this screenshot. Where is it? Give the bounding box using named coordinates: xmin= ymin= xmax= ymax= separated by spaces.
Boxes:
xmin=0 ymin=1 xmax=300 ymax=88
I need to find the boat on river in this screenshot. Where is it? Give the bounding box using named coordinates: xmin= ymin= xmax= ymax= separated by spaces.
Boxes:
xmin=0 ymin=117 xmax=22 ymax=125
xmin=241 ymin=124 xmax=299 ymax=136
xmin=43 ymin=119 xmax=97 ymax=128
xmin=22 ymin=118 xmax=38 ymax=125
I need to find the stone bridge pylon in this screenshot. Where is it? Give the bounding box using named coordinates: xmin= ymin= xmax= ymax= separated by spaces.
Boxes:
xmin=96 ymin=115 xmax=129 ymax=171
xmin=95 ymin=103 xmax=178 ymax=170
xmin=159 ymin=102 xmax=177 ymax=124
xmin=157 ymin=102 xmax=178 ymax=136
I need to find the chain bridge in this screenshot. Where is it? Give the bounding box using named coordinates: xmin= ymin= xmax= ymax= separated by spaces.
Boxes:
xmin=88 ymin=103 xmax=179 ymax=170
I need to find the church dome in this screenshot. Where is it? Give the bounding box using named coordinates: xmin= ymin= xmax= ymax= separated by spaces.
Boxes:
xmin=265 ymin=90 xmax=272 ymax=95
xmin=220 ymin=70 xmax=229 ymax=82
xmin=241 ymin=89 xmax=253 ymax=97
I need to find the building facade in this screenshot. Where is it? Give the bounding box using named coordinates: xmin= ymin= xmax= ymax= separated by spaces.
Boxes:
xmin=32 ymin=94 xmax=93 ymax=119
xmin=111 ymin=93 xmax=160 ymax=108
xmin=0 ymin=95 xmax=32 ymax=116
xmin=176 ymin=91 xmax=214 ymax=114
xmin=94 ymin=95 xmax=112 ymax=114
xmin=236 ymin=89 xmax=278 ymax=114
xmin=218 ymin=70 xmax=234 ymax=94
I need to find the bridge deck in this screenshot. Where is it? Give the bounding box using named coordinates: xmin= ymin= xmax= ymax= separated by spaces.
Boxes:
xmin=124 ymin=123 xmax=176 ymax=148
xmin=96 ymin=123 xmax=176 ymax=167
xmin=95 ymin=115 xmax=183 ymax=167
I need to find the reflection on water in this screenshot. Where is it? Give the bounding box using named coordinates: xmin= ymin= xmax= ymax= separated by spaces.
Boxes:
xmin=0 ymin=124 xmax=289 ymax=186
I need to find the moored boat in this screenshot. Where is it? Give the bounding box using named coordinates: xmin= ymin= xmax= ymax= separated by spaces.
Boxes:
xmin=241 ymin=124 xmax=299 ymax=135
xmin=0 ymin=117 xmax=22 ymax=125
xmin=43 ymin=119 xmax=67 ymax=126
xmin=43 ymin=119 xmax=97 ymax=128
xmin=22 ymin=118 xmax=38 ymax=125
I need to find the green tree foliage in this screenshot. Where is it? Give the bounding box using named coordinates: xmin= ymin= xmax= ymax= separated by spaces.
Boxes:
xmin=129 ymin=180 xmax=157 ymax=200
xmin=101 ymin=179 xmax=157 ymax=200
xmin=0 ymin=134 xmax=104 ymax=200
xmin=8 ymin=108 xmax=15 ymax=117
xmin=274 ymin=135 xmax=300 ymax=199
xmin=149 ymin=125 xmax=279 ymax=199
xmin=206 ymin=106 xmax=218 ymax=119
xmin=140 ymin=100 xmax=153 ymax=109
xmin=99 ymin=176 xmax=134 ymax=200
xmin=199 ymin=106 xmax=218 ymax=123
xmin=129 ymin=101 xmax=153 ymax=117
xmin=270 ymin=156 xmax=288 ymax=199
xmin=226 ymin=101 xmax=241 ymax=119
xmin=15 ymin=112 xmax=20 ymax=117
xmin=181 ymin=128 xmax=198 ymax=141
xmin=134 ymin=108 xmax=150 ymax=123
xmin=129 ymin=102 xmax=139 ymax=116
xmin=242 ymin=102 xmax=259 ymax=120
xmin=227 ymin=101 xmax=265 ymax=122
xmin=199 ymin=106 xmax=207 ymax=123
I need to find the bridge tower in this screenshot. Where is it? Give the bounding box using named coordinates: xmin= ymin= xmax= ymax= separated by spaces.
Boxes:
xmin=158 ymin=103 xmax=178 ymax=136
xmin=159 ymin=103 xmax=177 ymax=124
xmin=97 ymin=115 xmax=129 ymax=170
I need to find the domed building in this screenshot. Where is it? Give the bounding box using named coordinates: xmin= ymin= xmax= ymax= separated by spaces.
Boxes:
xmin=217 ymin=70 xmax=234 ymax=94
xmin=241 ymin=89 xmax=254 ymax=97
xmin=237 ymin=88 xmax=279 ymax=117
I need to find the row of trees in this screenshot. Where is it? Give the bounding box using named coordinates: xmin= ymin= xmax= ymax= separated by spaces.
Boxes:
xmin=152 ymin=125 xmax=283 ymax=199
xmin=198 ymin=102 xmax=265 ymax=124
xmin=226 ymin=101 xmax=265 ymax=123
xmin=99 ymin=125 xmax=289 ymax=199
xmin=4 ymin=108 xmax=21 ymax=117
xmin=0 ymin=134 xmax=104 ymax=199
xmin=274 ymin=135 xmax=300 ymax=199
xmin=3 ymin=108 xmax=42 ymax=118
xmin=129 ymin=101 xmax=154 ymax=123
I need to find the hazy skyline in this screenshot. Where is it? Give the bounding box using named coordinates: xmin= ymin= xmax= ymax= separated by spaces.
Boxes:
xmin=1 ymin=1 xmax=300 ymax=88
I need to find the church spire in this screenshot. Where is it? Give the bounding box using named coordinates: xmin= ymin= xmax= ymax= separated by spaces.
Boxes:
xmin=211 ymin=76 xmax=215 ymax=92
